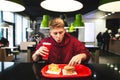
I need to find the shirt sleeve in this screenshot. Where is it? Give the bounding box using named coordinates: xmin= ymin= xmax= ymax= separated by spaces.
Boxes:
xmin=73 ymin=37 xmax=91 ymax=63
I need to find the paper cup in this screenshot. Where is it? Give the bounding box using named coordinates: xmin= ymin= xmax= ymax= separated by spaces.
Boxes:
xmin=42 ymin=42 xmax=51 ymax=60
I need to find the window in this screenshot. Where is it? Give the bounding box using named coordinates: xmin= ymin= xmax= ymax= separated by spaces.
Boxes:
xmin=23 ymin=17 xmax=30 ymax=42
xmin=0 ymin=11 xmax=1 ymax=22
xmin=8 ymin=25 xmax=13 ymax=47
xmin=15 ymin=14 xmax=30 ymax=45
xmin=3 ymin=12 xmax=14 ymax=23
xmin=0 ymin=11 xmax=2 ymax=38
xmin=15 ymin=14 xmax=22 ymax=45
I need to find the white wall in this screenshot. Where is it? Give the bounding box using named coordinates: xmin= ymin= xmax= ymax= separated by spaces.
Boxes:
xmin=84 ymin=23 xmax=95 ymax=42
xmin=78 ymin=28 xmax=85 ymax=41
xmin=78 ymin=23 xmax=95 ymax=43
xmin=78 ymin=10 xmax=106 ymax=45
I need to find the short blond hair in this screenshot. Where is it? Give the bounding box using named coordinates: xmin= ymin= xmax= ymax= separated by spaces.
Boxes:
xmin=49 ymin=18 xmax=65 ymax=30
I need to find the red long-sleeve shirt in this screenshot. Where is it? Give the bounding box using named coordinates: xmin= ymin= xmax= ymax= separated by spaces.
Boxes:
xmin=35 ymin=32 xmax=90 ymax=64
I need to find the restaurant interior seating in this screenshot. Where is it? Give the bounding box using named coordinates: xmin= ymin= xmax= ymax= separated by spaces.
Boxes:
xmin=20 ymin=42 xmax=36 ymax=51
xmin=27 ymin=46 xmax=36 ymax=62
xmin=11 ymin=50 xmax=20 ymax=60
xmin=0 ymin=48 xmax=14 ymax=61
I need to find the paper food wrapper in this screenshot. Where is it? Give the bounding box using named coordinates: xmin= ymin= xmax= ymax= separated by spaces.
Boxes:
xmin=46 ymin=69 xmax=61 ymax=75
xmin=62 ymin=69 xmax=77 ymax=75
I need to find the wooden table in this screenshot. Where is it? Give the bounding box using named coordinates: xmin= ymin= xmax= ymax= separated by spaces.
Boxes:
xmin=1 ymin=46 xmax=19 ymax=60
xmin=1 ymin=46 xmax=18 ymax=50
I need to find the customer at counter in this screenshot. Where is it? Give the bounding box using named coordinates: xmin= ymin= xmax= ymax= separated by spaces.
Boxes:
xmin=102 ymin=30 xmax=111 ymax=52
xmin=96 ymin=32 xmax=103 ymax=49
xmin=32 ymin=18 xmax=90 ymax=66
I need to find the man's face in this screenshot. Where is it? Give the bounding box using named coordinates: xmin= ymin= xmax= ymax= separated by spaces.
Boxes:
xmin=50 ymin=27 xmax=65 ymax=43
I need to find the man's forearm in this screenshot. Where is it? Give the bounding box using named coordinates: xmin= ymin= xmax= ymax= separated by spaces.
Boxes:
xmin=32 ymin=51 xmax=40 ymax=61
xmin=79 ymin=53 xmax=87 ymax=61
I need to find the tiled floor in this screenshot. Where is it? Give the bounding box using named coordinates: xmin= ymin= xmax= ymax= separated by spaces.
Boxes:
xmin=16 ymin=51 xmax=120 ymax=64
xmin=15 ymin=52 xmax=27 ymax=62
xmin=99 ymin=51 xmax=120 ymax=64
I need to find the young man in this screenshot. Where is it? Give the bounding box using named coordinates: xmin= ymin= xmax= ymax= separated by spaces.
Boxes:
xmin=32 ymin=18 xmax=90 ymax=66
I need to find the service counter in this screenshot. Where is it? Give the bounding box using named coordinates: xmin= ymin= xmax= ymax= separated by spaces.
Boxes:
xmin=109 ymin=39 xmax=120 ymax=55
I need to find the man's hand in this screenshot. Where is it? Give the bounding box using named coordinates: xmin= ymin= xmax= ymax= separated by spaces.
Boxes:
xmin=36 ymin=46 xmax=49 ymax=56
xmin=32 ymin=46 xmax=49 ymax=61
xmin=68 ymin=53 xmax=87 ymax=66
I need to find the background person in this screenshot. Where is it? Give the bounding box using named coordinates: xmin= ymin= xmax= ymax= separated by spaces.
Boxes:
xmin=102 ymin=30 xmax=111 ymax=52
xmin=0 ymin=37 xmax=9 ymax=47
xmin=32 ymin=18 xmax=90 ymax=66
xmin=96 ymin=32 xmax=103 ymax=49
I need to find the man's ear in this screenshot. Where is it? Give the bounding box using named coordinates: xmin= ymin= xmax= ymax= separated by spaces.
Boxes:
xmin=65 ymin=29 xmax=66 ymax=32
xmin=64 ymin=29 xmax=66 ymax=32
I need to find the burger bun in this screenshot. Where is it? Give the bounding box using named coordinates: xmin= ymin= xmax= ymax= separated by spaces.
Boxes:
xmin=62 ymin=65 xmax=77 ymax=75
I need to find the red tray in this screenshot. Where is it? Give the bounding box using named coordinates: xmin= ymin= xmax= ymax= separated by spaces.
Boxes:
xmin=41 ymin=64 xmax=92 ymax=78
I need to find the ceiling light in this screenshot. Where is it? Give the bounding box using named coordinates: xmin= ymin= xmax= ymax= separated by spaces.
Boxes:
xmin=0 ymin=0 xmax=25 ymax=12
xmin=26 ymin=28 xmax=34 ymax=32
xmin=40 ymin=0 xmax=83 ymax=12
xmin=98 ymin=0 xmax=120 ymax=12
xmin=73 ymin=14 xmax=85 ymax=28
xmin=68 ymin=23 xmax=76 ymax=32
xmin=40 ymin=15 xmax=50 ymax=29
xmin=0 ymin=22 xmax=9 ymax=27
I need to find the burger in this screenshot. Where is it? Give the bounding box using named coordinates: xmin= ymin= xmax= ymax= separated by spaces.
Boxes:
xmin=62 ymin=65 xmax=77 ymax=75
xmin=46 ymin=63 xmax=61 ymax=74
xmin=48 ymin=63 xmax=60 ymax=72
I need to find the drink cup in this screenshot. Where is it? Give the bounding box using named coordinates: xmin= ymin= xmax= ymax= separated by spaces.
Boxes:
xmin=42 ymin=42 xmax=51 ymax=60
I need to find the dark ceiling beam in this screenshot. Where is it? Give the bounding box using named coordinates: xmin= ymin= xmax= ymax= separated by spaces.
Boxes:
xmin=16 ymin=0 xmax=100 ymax=20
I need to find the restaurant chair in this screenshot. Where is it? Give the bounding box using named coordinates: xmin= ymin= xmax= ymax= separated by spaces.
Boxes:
xmin=89 ymin=51 xmax=99 ymax=63
xmin=27 ymin=46 xmax=36 ymax=62
xmin=0 ymin=48 xmax=14 ymax=61
xmin=10 ymin=46 xmax=20 ymax=60
xmin=11 ymin=50 xmax=20 ymax=60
